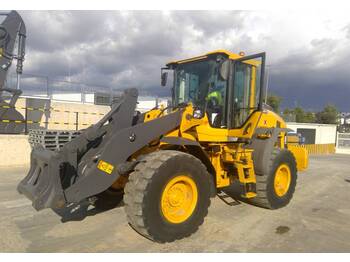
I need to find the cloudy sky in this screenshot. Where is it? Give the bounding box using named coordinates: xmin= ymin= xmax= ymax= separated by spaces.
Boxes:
xmin=16 ymin=10 xmax=350 ymax=111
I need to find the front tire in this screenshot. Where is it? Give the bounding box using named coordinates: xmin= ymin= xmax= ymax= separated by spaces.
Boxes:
xmin=124 ymin=150 xmax=211 ymax=243
xmin=250 ymin=149 xmax=297 ymax=209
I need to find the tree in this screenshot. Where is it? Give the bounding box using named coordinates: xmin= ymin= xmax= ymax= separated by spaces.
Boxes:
xmin=283 ymin=108 xmax=292 ymax=115
xmin=294 ymin=107 xmax=306 ymax=123
xmin=316 ymin=104 xmax=338 ymax=124
xmin=282 ymin=108 xmax=296 ymax=122
xmin=267 ymin=94 xmax=283 ymax=113
xmin=284 ymin=107 xmax=315 ymax=123
xmin=304 ymin=112 xmax=316 ymax=123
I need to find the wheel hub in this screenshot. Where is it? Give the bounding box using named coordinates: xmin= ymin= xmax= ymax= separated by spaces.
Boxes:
xmin=161 ymin=174 xmax=198 ymax=224
xmin=274 ymin=164 xmax=291 ymax=197
xmin=167 ymin=184 xmax=186 ymax=207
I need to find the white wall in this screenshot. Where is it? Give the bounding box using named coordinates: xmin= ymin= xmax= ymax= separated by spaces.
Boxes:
xmin=30 ymin=91 xmax=170 ymax=109
xmin=51 ymin=93 xmax=82 ymax=102
xmin=51 ymin=93 xmax=95 ymax=103
xmin=287 ymin=122 xmax=337 ymax=144
xmin=137 ymin=97 xmax=169 ymax=112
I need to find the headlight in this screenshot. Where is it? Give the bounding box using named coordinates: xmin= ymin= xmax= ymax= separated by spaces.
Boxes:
xmin=193 ymin=108 xmax=204 ymax=119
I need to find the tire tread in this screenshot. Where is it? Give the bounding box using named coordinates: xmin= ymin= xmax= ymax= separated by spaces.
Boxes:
xmin=250 ymin=148 xmax=297 ymax=209
xmin=124 ymin=150 xmax=211 ymax=242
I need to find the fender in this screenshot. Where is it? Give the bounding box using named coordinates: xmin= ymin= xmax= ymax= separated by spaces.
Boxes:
xmin=160 ymin=136 xmax=217 ymax=197
xmin=160 ymin=136 xmax=200 ymax=146
xmin=248 ymin=127 xmax=289 ymax=175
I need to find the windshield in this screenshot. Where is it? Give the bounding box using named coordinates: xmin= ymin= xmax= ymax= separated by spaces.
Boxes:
xmin=173 ymin=58 xmax=226 ymax=108
xmin=170 ymin=52 xmax=265 ymax=129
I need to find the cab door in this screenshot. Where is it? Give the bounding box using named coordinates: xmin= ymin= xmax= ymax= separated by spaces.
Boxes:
xmin=227 ymin=53 xmax=266 ymax=130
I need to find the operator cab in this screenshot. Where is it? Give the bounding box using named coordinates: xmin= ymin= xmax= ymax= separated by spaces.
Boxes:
xmin=163 ymin=50 xmax=266 ymax=129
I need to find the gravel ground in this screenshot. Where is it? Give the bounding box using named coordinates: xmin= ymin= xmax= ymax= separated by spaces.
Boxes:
xmin=0 ymin=154 xmax=349 ymax=252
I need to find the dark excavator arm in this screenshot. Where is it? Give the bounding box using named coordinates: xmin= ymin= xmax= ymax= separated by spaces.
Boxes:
xmin=0 ymin=10 xmax=26 ymax=87
xmin=0 ymin=10 xmax=26 ymax=134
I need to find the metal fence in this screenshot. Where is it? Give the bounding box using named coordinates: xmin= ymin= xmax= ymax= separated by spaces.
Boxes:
xmin=1 ymin=72 xmax=169 ymax=134
xmin=5 ymin=73 xmax=116 ymax=103
xmin=337 ymin=133 xmax=350 ymax=149
xmin=0 ymin=101 xmax=106 ymax=134
xmin=289 ymin=143 xmax=336 ymax=155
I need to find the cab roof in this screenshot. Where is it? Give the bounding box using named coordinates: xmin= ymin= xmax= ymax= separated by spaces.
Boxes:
xmin=166 ymin=50 xmax=243 ymax=66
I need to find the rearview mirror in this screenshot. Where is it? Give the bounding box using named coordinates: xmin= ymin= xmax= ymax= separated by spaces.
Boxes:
xmin=219 ymin=60 xmax=230 ymax=81
xmin=161 ymin=72 xmax=168 ymax=87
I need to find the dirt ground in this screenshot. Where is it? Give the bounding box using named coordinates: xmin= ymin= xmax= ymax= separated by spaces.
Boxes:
xmin=0 ymin=154 xmax=350 ymax=252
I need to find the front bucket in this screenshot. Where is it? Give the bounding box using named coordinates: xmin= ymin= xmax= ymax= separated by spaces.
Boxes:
xmin=17 ymin=146 xmax=66 ymax=211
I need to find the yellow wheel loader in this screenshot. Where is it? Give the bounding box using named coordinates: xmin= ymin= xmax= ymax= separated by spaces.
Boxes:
xmin=18 ymin=50 xmax=308 ymax=243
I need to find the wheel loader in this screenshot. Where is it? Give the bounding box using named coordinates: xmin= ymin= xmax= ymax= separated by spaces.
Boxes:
xmin=18 ymin=49 xmax=308 ymax=243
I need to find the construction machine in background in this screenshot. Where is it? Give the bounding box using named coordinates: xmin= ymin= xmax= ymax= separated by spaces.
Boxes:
xmin=0 ymin=10 xmax=26 ymax=134
xmin=18 ymin=49 xmax=309 ymax=243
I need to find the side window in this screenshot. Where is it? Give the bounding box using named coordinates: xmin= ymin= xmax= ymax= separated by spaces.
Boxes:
xmin=177 ymin=71 xmax=200 ymax=104
xmin=206 ymin=71 xmax=227 ymax=128
xmin=231 ymin=59 xmax=261 ymax=128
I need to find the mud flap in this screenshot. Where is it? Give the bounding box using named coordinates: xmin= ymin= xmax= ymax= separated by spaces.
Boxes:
xmin=17 ymin=146 xmax=66 ymax=211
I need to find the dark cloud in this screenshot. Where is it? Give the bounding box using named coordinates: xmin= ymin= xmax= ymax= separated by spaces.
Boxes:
xmin=14 ymin=11 xmax=350 ymax=112
xmin=269 ymin=36 xmax=350 ymax=111
xmin=21 ymin=11 xmax=116 ymax=52
xmin=171 ymin=11 xmax=245 ymax=37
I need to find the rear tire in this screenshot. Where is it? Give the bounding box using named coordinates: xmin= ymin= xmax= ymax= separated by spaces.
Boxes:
xmin=250 ymin=149 xmax=297 ymax=209
xmin=124 ymin=150 xmax=211 ymax=243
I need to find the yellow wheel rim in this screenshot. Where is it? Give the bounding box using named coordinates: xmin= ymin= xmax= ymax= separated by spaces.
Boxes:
xmin=161 ymin=174 xmax=198 ymax=224
xmin=274 ymin=164 xmax=291 ymax=197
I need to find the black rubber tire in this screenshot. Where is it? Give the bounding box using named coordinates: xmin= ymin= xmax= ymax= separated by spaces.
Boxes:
xmin=249 ymin=149 xmax=297 ymax=209
xmin=94 ymin=188 xmax=124 ymax=210
xmin=124 ymin=150 xmax=211 ymax=243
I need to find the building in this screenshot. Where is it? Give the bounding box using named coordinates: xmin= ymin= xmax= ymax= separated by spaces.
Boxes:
xmin=286 ymin=122 xmax=337 ymax=145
